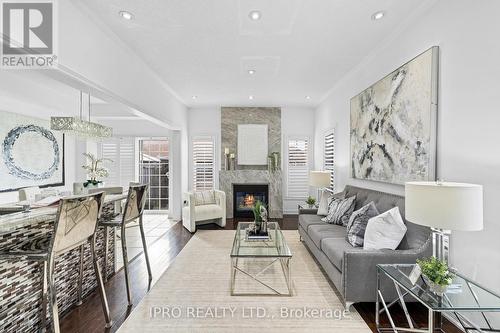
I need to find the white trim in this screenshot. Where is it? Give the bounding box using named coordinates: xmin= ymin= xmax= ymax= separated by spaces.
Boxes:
xmin=285 ymin=135 xmax=312 ymax=200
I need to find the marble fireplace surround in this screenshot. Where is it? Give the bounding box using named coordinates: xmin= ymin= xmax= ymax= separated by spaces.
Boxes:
xmin=219 ymin=170 xmax=283 ymax=219
xmin=221 ymin=107 xmax=281 ymax=170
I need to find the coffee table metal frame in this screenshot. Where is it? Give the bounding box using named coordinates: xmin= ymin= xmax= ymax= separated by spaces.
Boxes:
xmin=230 ymin=221 xmax=292 ymax=296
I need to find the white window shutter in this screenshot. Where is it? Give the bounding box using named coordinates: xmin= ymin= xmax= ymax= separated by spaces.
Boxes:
xmin=324 ymin=131 xmax=335 ymax=190
xmin=192 ymin=136 xmax=215 ymax=191
xmin=287 ymin=138 xmax=309 ymax=198
xmin=99 ymin=138 xmax=136 ymax=188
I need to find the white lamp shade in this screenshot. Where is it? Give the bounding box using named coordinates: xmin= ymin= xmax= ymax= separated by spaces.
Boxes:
xmin=309 ymin=171 xmax=331 ymax=188
xmin=405 ymin=181 xmax=483 ymax=231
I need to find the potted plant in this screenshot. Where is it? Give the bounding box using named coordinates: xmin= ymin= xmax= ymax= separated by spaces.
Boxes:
xmin=81 ymin=153 xmax=112 ymax=189
xmin=252 ymin=200 xmax=265 ymax=233
xmin=417 ymin=257 xmax=454 ymax=296
xmin=305 ymin=196 xmax=316 ymax=209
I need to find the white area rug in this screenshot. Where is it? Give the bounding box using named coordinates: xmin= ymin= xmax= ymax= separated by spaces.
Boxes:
xmin=117 ymin=230 xmax=371 ymax=333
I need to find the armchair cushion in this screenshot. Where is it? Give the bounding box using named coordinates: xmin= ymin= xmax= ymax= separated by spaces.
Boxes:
xmin=194 ymin=190 xmax=216 ymax=206
xmin=194 ymin=204 xmax=223 ymax=222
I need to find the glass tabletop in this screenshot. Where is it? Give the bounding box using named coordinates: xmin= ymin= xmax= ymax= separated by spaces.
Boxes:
xmin=378 ymin=264 xmax=500 ymax=311
xmin=230 ymin=222 xmax=292 ymax=258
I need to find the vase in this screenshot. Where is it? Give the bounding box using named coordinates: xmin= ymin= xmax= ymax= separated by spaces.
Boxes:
xmin=254 ymin=221 xmax=262 ymax=234
xmin=422 ymin=275 xmax=448 ymax=296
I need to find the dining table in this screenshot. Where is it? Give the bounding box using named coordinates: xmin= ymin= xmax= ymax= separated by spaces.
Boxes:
xmin=0 ymin=192 xmax=127 ymax=333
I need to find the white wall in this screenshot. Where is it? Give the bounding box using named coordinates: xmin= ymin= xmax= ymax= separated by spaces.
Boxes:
xmin=314 ymin=0 xmax=500 ymax=296
xmin=187 ymin=107 xmax=222 ymax=190
xmin=282 ymin=107 xmax=316 ymax=214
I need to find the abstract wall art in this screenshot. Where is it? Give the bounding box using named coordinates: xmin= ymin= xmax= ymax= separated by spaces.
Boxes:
xmin=350 ymin=46 xmax=439 ymax=185
xmin=0 ymin=110 xmax=64 ymax=192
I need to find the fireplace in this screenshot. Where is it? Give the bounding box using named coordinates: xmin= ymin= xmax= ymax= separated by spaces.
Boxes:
xmin=233 ymin=184 xmax=269 ymax=218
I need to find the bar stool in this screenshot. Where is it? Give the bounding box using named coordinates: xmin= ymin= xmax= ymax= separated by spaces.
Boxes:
xmin=0 ymin=192 xmax=113 ymax=332
xmin=99 ymin=184 xmax=151 ymax=306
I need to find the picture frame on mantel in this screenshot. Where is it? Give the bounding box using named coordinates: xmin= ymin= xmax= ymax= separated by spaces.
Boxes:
xmin=237 ymin=124 xmax=268 ymax=165
xmin=350 ymin=46 xmax=438 ymax=185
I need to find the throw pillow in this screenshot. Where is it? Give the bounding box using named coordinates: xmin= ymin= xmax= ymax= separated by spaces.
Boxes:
xmin=346 ymin=202 xmax=380 ymax=247
xmin=194 ymin=190 xmax=216 ymax=206
xmin=363 ymin=207 xmax=407 ymax=250
xmin=321 ymin=195 xmax=356 ymax=226
xmin=317 ymin=190 xmax=344 ymax=216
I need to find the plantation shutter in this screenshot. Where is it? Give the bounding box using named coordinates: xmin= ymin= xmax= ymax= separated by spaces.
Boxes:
xmin=287 ymin=138 xmax=309 ymax=198
xmin=324 ymin=131 xmax=335 ymax=190
xmin=192 ymin=136 xmax=215 ymax=191
xmin=99 ymin=137 xmax=136 ymax=188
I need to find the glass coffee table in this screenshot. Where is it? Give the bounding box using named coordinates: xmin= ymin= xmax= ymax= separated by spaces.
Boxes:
xmin=377 ymin=264 xmax=500 ymax=332
xmin=230 ymin=221 xmax=293 ymax=296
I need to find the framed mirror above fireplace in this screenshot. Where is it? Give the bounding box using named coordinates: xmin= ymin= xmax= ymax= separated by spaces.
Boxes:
xmin=233 ymin=184 xmax=269 ymax=218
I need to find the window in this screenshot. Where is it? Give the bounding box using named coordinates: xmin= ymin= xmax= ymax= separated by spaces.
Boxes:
xmin=287 ymin=137 xmax=309 ymax=198
xmin=192 ymin=136 xmax=215 ymax=191
xmin=138 ymin=139 xmax=170 ymax=211
xmin=324 ymin=130 xmax=335 ymax=190
xmin=99 ymin=137 xmax=135 ymax=189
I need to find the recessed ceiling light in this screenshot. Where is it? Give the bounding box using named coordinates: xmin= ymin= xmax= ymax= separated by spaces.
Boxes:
xmin=371 ymin=11 xmax=385 ymax=21
xmin=192 ymin=95 xmax=197 ymax=100
xmin=248 ymin=69 xmax=256 ymax=75
xmin=249 ymin=10 xmax=261 ymax=21
xmin=305 ymin=96 xmax=311 ymax=100
xmin=119 ymin=10 xmax=134 ymax=20
xmin=249 ymin=95 xmax=254 ymax=100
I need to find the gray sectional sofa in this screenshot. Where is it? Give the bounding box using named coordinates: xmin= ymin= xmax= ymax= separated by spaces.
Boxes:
xmin=298 ymin=185 xmax=432 ymax=308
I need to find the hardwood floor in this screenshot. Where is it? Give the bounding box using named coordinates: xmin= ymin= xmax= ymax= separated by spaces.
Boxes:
xmin=60 ymin=215 xmax=461 ymax=333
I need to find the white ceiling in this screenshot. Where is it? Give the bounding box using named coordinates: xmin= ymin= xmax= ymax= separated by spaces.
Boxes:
xmin=76 ymin=0 xmax=429 ymax=107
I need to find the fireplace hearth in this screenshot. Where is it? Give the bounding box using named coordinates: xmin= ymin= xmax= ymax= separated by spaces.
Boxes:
xmin=233 ymin=184 xmax=269 ymax=218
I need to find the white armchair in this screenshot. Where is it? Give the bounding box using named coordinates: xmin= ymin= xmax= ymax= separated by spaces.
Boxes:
xmin=182 ymin=190 xmax=226 ymax=233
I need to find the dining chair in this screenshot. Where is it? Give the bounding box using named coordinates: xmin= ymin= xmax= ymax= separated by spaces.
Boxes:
xmin=18 ymin=186 xmax=41 ymax=201
xmin=0 ymin=192 xmax=113 ymax=332
xmin=99 ymin=184 xmax=151 ymax=306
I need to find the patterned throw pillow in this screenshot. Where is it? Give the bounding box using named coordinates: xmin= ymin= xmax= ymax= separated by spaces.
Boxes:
xmin=194 ymin=190 xmax=216 ymax=206
xmin=321 ymin=195 xmax=356 ymax=225
xmin=346 ymin=202 xmax=380 ymax=247
xmin=317 ymin=190 xmax=344 ymax=216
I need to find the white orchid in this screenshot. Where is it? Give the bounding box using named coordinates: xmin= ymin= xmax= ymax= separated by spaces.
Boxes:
xmin=82 ymin=152 xmax=112 ymax=184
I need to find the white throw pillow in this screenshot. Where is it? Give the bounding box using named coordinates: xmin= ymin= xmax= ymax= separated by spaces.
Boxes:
xmin=317 ymin=190 xmax=331 ymax=216
xmin=363 ymin=207 xmax=407 ymax=250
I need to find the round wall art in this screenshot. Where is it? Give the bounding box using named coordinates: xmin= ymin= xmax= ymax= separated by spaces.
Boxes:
xmin=2 ymin=125 xmax=61 ymax=181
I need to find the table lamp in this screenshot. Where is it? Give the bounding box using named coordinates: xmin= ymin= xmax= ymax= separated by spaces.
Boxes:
xmin=405 ymin=181 xmax=483 ymax=263
xmin=309 ymin=171 xmax=332 ymax=201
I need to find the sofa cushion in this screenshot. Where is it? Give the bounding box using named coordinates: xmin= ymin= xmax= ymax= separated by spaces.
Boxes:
xmin=321 ymin=238 xmax=357 ymax=272
xmin=194 ymin=204 xmax=223 ymax=221
xmin=194 ymin=190 xmax=216 ymax=206
xmin=298 ymin=214 xmax=326 ymax=232
xmin=308 ymin=224 xmax=346 ymax=249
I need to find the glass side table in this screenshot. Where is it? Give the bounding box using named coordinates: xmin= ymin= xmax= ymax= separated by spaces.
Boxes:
xmin=377 ymin=264 xmax=500 ymax=333
xmin=297 ymin=204 xmax=318 ymax=215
